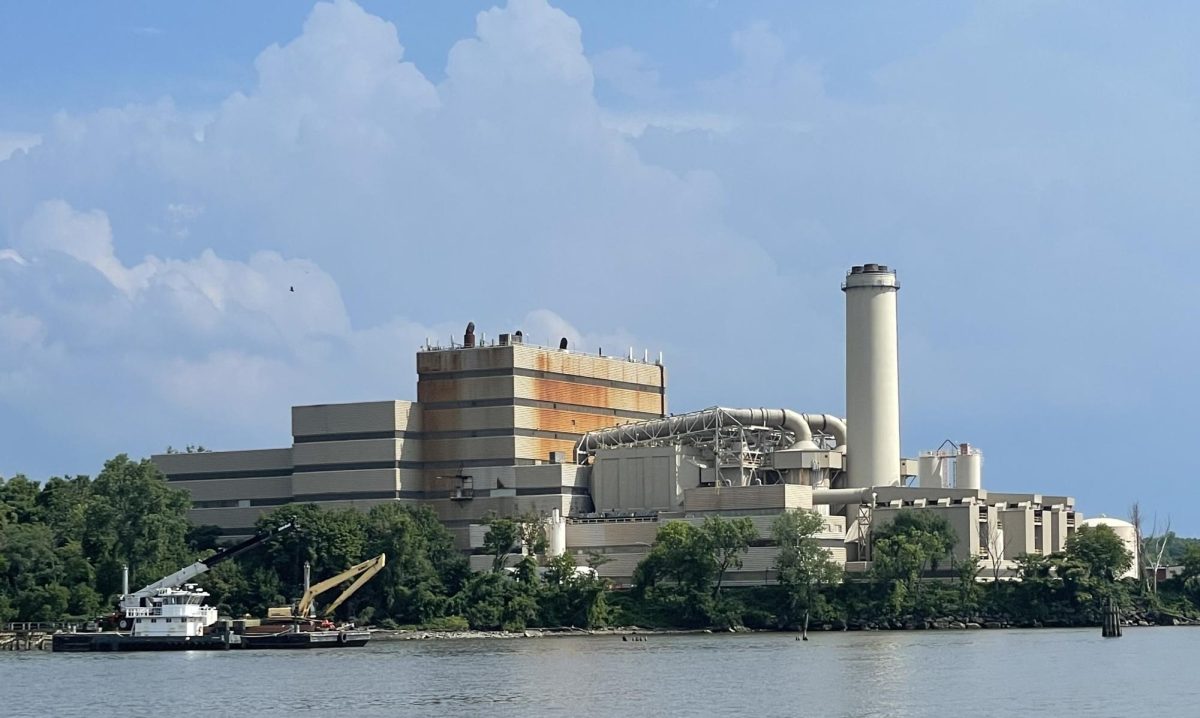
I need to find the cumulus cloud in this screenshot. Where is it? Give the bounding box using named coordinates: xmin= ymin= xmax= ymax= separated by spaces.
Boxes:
xmin=5 ymin=0 xmax=1197 ymax=528
xmin=0 ymin=0 xmax=721 ymax=474
xmin=0 ymin=132 xmax=41 ymax=161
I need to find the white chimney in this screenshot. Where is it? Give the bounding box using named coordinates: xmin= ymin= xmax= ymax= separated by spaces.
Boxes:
xmin=843 ymin=263 xmax=901 ymax=488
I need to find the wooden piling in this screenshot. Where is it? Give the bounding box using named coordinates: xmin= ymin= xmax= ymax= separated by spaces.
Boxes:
xmin=1102 ymin=597 xmax=1122 ymax=638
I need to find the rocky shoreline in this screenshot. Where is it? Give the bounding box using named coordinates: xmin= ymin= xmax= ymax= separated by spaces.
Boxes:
xmin=369 ymin=612 xmax=1198 ymax=641
xmin=369 ymin=626 xmax=710 ymax=641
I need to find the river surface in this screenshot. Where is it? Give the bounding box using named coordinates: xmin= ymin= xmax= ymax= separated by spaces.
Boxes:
xmin=2 ymin=627 xmax=1196 ymax=717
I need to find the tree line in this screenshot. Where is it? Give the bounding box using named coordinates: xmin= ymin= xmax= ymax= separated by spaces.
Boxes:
xmin=5 ymin=455 xmax=1200 ymax=631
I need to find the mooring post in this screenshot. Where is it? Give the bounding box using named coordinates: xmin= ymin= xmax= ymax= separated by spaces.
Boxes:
xmin=1102 ymin=597 xmax=1122 ymax=638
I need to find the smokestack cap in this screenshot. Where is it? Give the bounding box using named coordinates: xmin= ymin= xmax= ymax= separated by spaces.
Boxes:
xmin=850 ymin=263 xmax=893 ymax=275
xmin=843 ymin=263 xmax=899 ymax=290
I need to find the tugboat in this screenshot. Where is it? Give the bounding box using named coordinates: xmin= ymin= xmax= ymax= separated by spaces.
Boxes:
xmin=52 ymin=522 xmax=375 ymax=652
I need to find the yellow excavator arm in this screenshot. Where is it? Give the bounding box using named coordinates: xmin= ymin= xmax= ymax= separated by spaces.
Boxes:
xmin=269 ymin=553 xmax=387 ymax=619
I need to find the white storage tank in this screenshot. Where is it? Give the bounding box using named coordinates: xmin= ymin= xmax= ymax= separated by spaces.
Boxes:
xmin=1079 ymin=516 xmax=1139 ymax=580
xmin=917 ymin=452 xmax=949 ymax=489
xmin=955 ymin=443 xmax=983 ymax=491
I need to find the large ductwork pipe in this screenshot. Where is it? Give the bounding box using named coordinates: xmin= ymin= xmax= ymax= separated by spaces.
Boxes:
xmin=812 ymin=487 xmax=873 ymax=505
xmin=843 ymin=263 xmax=902 ymax=488
xmin=802 ymin=413 xmax=847 ymax=450
xmin=577 ymin=407 xmax=825 ymax=459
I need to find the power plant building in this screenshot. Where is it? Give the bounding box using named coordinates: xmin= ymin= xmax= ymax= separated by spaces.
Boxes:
xmin=154 ymin=264 xmax=1079 ymax=584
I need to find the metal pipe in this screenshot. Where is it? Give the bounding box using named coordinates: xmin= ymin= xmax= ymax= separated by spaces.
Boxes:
xmin=802 ymin=413 xmax=847 ymax=450
xmin=812 ymin=487 xmax=873 ymax=505
xmin=577 ymin=407 xmax=822 ymax=459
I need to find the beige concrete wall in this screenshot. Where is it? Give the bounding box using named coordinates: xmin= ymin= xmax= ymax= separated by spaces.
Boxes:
xmin=512 ymin=405 xmax=633 ymax=435
xmin=421 ymin=406 xmax=515 ymax=433
xmin=417 ymin=375 xmax=515 ymax=404
xmin=417 ymin=345 xmax=513 ymax=374
xmin=513 ymin=435 xmax=579 ymax=464
xmin=298 ymin=497 xmax=423 ymax=514
xmin=291 ymin=469 xmax=414 ymax=497
xmin=566 ymin=520 xmax=661 ymax=548
xmin=292 ymin=438 xmax=415 ymax=466
xmin=511 ymin=345 xmax=664 ymax=387
xmin=153 ymin=447 xmax=293 ymax=476
xmin=1047 ymin=509 xmax=1070 ymax=553
xmin=999 ymin=508 xmax=1036 ymax=556
xmin=672 ymin=513 xmax=845 ymax=542
xmin=187 ymin=505 xmax=274 ymax=531
xmin=176 ymin=475 xmax=293 ymax=502
xmin=871 ymin=486 xmax=985 ymax=505
xmin=683 ymin=485 xmax=813 ymax=512
xmin=291 ymin=400 xmax=421 ymax=437
xmin=512 ymin=376 xmax=662 ymax=414
xmin=421 ymin=435 xmax=515 ymax=463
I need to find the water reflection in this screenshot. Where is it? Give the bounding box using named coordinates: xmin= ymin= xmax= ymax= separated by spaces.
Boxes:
xmin=7 ymin=628 xmax=1200 ymax=718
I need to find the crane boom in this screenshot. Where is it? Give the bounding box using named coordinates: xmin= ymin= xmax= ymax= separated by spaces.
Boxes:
xmin=119 ymin=521 xmax=296 ymax=610
xmin=269 ymin=553 xmax=387 ymax=619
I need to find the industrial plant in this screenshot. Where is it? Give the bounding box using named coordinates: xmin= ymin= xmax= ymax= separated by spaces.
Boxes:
xmin=153 ymin=264 xmax=1134 ymax=584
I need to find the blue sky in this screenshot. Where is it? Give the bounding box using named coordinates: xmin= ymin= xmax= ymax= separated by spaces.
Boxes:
xmin=1 ymin=1 xmax=1197 ymax=534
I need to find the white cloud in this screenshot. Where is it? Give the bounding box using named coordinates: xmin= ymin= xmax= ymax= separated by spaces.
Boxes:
xmin=17 ymin=200 xmax=147 ymax=296
xmin=592 ymin=46 xmax=661 ymax=101
xmin=0 ymin=132 xmax=41 ymax=161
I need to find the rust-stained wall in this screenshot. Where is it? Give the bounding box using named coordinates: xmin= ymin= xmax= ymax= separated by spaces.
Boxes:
xmin=157 ymin=343 xmax=668 ymax=541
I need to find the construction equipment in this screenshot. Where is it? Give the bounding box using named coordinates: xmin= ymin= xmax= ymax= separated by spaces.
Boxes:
xmin=118 ymin=521 xmax=296 ymax=614
xmin=267 ymin=553 xmax=387 ymax=620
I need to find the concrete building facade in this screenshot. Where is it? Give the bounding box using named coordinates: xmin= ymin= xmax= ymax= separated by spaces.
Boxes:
xmin=155 ymin=265 xmax=1083 ymax=584
xmin=156 ymin=338 xmax=666 ymax=547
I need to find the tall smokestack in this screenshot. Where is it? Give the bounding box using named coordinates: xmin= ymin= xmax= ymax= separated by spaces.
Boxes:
xmin=842 ymin=263 xmax=901 ymax=488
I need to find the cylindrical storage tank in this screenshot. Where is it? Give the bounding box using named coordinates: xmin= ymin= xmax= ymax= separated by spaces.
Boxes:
xmin=546 ymin=509 xmax=567 ymax=558
xmin=955 ymin=445 xmax=983 ymax=490
xmin=842 ymin=264 xmax=901 ymax=488
xmin=1079 ymin=517 xmax=1139 ymax=580
xmin=917 ymin=453 xmax=948 ymax=489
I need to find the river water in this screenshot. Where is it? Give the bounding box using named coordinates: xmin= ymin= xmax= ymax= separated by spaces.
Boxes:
xmin=3 ymin=628 xmax=1196 ymax=717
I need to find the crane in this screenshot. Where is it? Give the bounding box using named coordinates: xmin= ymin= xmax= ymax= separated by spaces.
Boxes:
xmin=118 ymin=521 xmax=296 ymax=612
xmin=267 ymin=553 xmax=387 ymax=620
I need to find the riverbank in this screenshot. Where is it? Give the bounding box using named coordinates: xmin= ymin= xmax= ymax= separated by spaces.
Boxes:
xmin=368 ymin=626 xmax=713 ymax=641
xmin=368 ymin=611 xmax=1200 ymax=640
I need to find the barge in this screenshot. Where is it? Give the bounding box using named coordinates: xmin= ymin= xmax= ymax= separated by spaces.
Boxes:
xmin=51 ymin=521 xmax=373 ymax=653
xmin=52 ymin=624 xmax=371 ymax=652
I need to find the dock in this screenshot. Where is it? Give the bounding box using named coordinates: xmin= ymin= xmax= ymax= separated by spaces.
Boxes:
xmin=0 ymin=622 xmax=67 ymax=651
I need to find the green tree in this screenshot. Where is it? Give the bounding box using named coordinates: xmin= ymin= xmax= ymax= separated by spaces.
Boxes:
xmin=772 ymin=509 xmax=841 ymax=627
xmin=704 ymin=516 xmax=758 ymax=600
xmin=482 ymin=511 xmax=548 ymax=573
xmin=0 ymin=474 xmax=42 ymax=524
xmin=539 ymin=552 xmax=611 ymax=628
xmin=361 ymin=503 xmax=467 ymax=625
xmin=482 ymin=516 xmax=521 ymax=573
xmin=251 ymin=504 xmax=367 ymax=606
xmin=82 ymin=455 xmax=192 ymax=594
xmin=0 ymin=523 xmax=64 ymax=620
xmin=1065 ymin=524 xmax=1133 ymax=580
xmin=870 ymin=510 xmax=957 ymax=615
xmin=36 ymin=475 xmax=92 ymax=547
xmin=455 ymin=571 xmax=540 ymax=631
xmin=633 ymin=521 xmax=716 ymax=627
